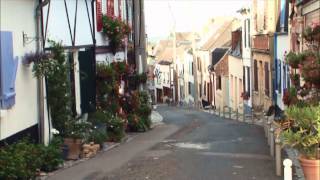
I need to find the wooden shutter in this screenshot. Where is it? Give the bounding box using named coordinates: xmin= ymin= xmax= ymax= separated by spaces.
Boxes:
xmin=254 ymin=60 xmax=258 ymax=91
xmin=247 ymin=67 xmax=251 ymax=96
xmin=118 ymin=0 xmax=122 ymax=19
xmin=264 ymin=62 xmax=269 ymax=96
xmin=0 ymin=31 xmax=18 ymax=109
xmin=96 ymin=0 xmax=103 ymax=32
xmin=107 ymin=0 xmax=114 ymax=17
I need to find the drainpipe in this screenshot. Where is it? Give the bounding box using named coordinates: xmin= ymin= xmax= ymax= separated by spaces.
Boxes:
xmin=273 ymin=33 xmax=278 ymax=112
xmin=36 ymin=0 xmax=50 ymax=144
xmin=91 ymin=0 xmax=97 ymax=112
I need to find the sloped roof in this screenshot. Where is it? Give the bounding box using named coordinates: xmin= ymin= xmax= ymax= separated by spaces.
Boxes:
xmin=157 ymin=47 xmax=173 ymax=62
xmin=200 ymin=19 xmax=235 ymax=51
xmin=154 ymin=40 xmax=173 ymax=57
xmin=212 ymin=48 xmax=229 ymax=66
xmin=176 ymin=32 xmax=193 ymax=42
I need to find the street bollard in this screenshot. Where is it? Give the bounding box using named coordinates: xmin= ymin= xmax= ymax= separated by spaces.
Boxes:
xmin=283 ymin=159 xmax=293 ymax=180
xmin=267 ymin=121 xmax=272 ymax=145
xmin=275 ymin=137 xmax=282 ymax=176
xmin=270 ymin=128 xmax=275 ymax=157
xmin=242 ymin=110 xmax=245 ymax=122
xmin=229 ymin=107 xmax=231 ymax=119
xmin=223 ymin=107 xmax=225 ymax=118
xmin=236 ymin=109 xmax=239 ymax=121
xmin=264 ymin=116 xmax=268 ymax=137
xmin=251 ymin=109 xmax=254 ymax=124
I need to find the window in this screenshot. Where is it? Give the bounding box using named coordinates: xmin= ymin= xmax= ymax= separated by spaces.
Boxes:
xmin=278 ymin=61 xmax=282 ymax=93
xmin=188 ymin=82 xmax=191 ymax=95
xmin=217 ymin=76 xmax=222 ymax=90
xmin=191 ymin=62 xmax=194 ymax=75
xmin=239 ymin=79 xmax=243 ymax=98
xmin=254 ymin=60 xmax=258 ymax=91
xmin=283 ymin=64 xmax=286 ymax=91
xmin=204 ymin=82 xmax=206 ymax=96
xmin=247 ymin=67 xmax=251 ymax=96
xmin=199 ymin=84 xmax=202 ymax=97
xmin=265 ymin=62 xmax=270 ymax=96
xmin=248 ymin=19 xmax=251 ymax=47
xmin=231 ymin=75 xmax=234 ymax=98
xmin=244 ymin=20 xmax=247 ymax=48
xmin=243 ymin=67 xmax=246 ymax=92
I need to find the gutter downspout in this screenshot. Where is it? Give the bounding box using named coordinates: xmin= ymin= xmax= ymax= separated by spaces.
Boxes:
xmin=36 ymin=0 xmax=45 ymax=144
xmin=91 ymin=0 xmax=97 ymax=112
xmin=274 ymin=33 xmax=278 ymax=109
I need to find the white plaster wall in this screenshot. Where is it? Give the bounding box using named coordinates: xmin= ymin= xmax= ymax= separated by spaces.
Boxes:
xmin=182 ymin=52 xmax=195 ymax=104
xmin=228 ymin=55 xmax=243 ymax=110
xmin=0 ymin=0 xmax=39 ymax=140
xmin=43 ymin=0 xmax=93 ymax=47
xmin=276 ymin=34 xmax=289 ymax=110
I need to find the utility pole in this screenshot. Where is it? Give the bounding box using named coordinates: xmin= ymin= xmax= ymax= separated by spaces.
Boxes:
xmin=168 ymin=2 xmax=177 ymax=103
xmin=192 ymin=32 xmax=199 ymax=109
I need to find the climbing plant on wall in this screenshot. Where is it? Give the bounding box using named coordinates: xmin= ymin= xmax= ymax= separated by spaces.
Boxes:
xmin=30 ymin=41 xmax=73 ymax=137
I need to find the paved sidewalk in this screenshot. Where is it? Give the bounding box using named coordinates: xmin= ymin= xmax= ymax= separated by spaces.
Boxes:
xmin=48 ymin=124 xmax=178 ymax=180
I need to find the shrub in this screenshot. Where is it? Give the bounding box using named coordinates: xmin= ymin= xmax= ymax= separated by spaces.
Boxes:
xmin=87 ymin=129 xmax=108 ymax=145
xmin=40 ymin=137 xmax=64 ymax=172
xmin=0 ymin=138 xmax=63 ymax=179
xmin=106 ymin=115 xmax=125 ymax=142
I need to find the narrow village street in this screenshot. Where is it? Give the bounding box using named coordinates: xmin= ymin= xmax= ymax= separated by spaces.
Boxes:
xmin=1 ymin=1 xmax=319 ymax=179
xmin=102 ymin=105 xmax=282 ymax=180
xmin=50 ymin=105 xmax=282 ymax=180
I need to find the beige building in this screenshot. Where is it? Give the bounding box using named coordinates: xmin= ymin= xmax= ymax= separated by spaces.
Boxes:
xmin=228 ymin=29 xmax=244 ymax=111
xmin=197 ymin=18 xmax=235 ymax=108
xmin=251 ymin=0 xmax=279 ymax=111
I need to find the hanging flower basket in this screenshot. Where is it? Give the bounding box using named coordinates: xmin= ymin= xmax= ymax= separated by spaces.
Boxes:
xmin=102 ymin=15 xmax=131 ymax=54
xmin=300 ymin=52 xmax=320 ymax=87
xmin=286 ymin=51 xmax=303 ymax=69
xmin=240 ymin=92 xmax=250 ymax=100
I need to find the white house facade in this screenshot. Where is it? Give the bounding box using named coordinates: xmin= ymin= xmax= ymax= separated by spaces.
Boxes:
xmin=0 ymin=0 xmax=49 ymax=144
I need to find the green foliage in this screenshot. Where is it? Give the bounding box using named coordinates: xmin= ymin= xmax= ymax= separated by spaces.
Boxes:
xmin=127 ymin=91 xmax=152 ymax=132
xmin=0 ymin=138 xmax=63 ymax=179
xmin=89 ymin=110 xmax=124 ymax=142
xmin=106 ymin=115 xmax=125 ymax=142
xmin=102 ymin=15 xmax=131 ymax=53
xmin=40 ymin=137 xmax=64 ymax=172
xmin=32 ymin=41 xmax=73 ymax=137
xmin=87 ymin=129 xmax=108 ymax=145
xmin=69 ymin=121 xmax=92 ymax=140
xmin=281 ymin=105 xmax=320 ymax=159
xmin=286 ymin=51 xmax=304 ymax=69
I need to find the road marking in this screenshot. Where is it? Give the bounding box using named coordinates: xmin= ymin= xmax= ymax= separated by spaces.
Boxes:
xmin=174 ymin=142 xmax=210 ymax=150
xmin=198 ymin=152 xmax=272 ymax=160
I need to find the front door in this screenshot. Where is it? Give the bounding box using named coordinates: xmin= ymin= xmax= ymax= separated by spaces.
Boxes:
xmin=78 ymin=48 xmax=96 ymax=114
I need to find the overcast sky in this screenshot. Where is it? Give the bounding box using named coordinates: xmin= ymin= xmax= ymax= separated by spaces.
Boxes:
xmin=145 ymin=0 xmax=252 ymax=42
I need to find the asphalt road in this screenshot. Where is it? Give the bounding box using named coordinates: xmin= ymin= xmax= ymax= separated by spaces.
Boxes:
xmin=103 ymin=105 xmax=282 ymax=180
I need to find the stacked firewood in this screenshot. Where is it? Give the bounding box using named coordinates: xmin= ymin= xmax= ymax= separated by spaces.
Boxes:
xmin=81 ymin=142 xmax=100 ymax=158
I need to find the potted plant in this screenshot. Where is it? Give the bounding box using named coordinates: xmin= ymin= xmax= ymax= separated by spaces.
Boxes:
xmin=241 ymin=91 xmax=250 ymax=101
xmin=63 ymin=120 xmax=91 ymax=160
xmin=281 ymin=105 xmax=320 ymax=180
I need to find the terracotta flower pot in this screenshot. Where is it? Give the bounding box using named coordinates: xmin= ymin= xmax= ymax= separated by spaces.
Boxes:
xmin=299 ymin=155 xmax=320 ymax=180
xmin=64 ymin=138 xmax=82 ymax=160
